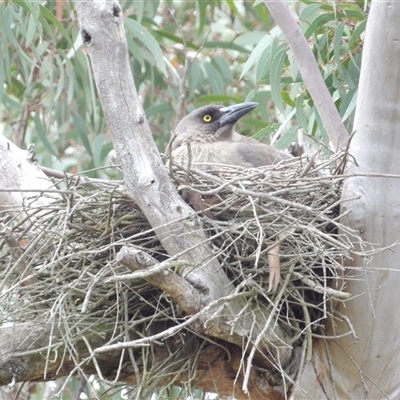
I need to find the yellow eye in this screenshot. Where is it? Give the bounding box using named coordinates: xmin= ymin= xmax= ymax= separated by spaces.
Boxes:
xmin=203 ymin=115 xmax=212 ymax=122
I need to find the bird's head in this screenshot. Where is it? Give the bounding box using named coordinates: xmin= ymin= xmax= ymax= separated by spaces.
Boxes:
xmin=171 ymin=102 xmax=258 ymax=150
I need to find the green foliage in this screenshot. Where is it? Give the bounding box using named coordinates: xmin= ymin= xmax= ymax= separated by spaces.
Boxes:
xmin=0 ymin=0 xmax=369 ymax=398
xmin=243 ymin=1 xmax=366 ymax=149
xmin=0 ymin=1 xmax=367 ymax=178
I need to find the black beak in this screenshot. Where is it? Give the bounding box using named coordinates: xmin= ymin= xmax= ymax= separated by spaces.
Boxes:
xmin=219 ymin=102 xmax=258 ymax=127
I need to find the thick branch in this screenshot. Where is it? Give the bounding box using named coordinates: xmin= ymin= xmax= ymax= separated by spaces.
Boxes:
xmin=75 ymin=0 xmax=293 ymax=371
xmin=116 ymin=246 xmax=201 ymax=314
xmin=74 ymin=2 xmax=235 ymax=325
xmin=0 ymin=135 xmax=59 ymax=219
xmin=75 ymin=1 xmax=230 ymax=302
xmin=0 ymin=323 xmax=284 ymax=399
xmin=264 ymin=0 xmax=349 ymax=151
xmin=0 ymin=135 xmax=61 ymax=291
xmin=0 ymin=323 xmax=121 ymax=385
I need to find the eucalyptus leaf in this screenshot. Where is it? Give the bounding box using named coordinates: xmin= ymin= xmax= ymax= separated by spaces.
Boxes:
xmin=125 ymin=18 xmax=167 ymax=75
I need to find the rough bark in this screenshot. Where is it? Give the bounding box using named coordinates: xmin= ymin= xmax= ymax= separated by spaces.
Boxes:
xmin=298 ymin=2 xmax=400 ymax=398
xmin=0 ymin=323 xmax=282 ymax=400
xmin=0 ymin=323 xmax=121 ymax=384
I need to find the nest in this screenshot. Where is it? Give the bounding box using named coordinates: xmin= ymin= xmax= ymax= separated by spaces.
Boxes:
xmin=0 ymin=151 xmax=366 ymax=393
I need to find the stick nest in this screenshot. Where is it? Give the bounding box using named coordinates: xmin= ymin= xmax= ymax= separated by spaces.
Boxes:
xmin=0 ymin=151 xmax=366 ymax=390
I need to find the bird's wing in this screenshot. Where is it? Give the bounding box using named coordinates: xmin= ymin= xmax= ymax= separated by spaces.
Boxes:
xmin=170 ymin=140 xmax=291 ymax=168
xmin=231 ymin=132 xmax=292 ymax=166
xmin=231 ymin=131 xmax=257 ymax=144
xmin=234 ymin=141 xmax=291 ymax=167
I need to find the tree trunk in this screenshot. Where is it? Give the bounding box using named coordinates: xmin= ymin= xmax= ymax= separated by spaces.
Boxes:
xmin=298 ymin=2 xmax=400 ymax=398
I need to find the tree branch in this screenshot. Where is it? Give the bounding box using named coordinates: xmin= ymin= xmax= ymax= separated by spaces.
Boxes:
xmin=116 ymin=246 xmax=201 ymax=314
xmin=0 ymin=323 xmax=283 ymax=399
xmin=75 ymin=0 xmax=293 ymax=373
xmin=75 ymin=0 xmax=231 ymax=305
xmin=264 ymin=0 xmax=349 ymax=151
xmin=0 ymin=134 xmax=59 ymax=221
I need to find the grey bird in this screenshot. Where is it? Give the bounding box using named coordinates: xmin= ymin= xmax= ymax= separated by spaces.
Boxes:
xmin=170 ymin=102 xmax=291 ymax=168
xmin=169 ymin=102 xmax=292 ymax=291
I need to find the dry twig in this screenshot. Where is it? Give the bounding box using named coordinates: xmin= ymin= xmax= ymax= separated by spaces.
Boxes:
xmin=0 ymin=151 xmax=370 ymax=395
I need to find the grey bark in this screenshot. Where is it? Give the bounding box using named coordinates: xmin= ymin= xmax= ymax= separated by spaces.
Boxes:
xmin=0 ymin=135 xmax=59 ymax=220
xmin=298 ymin=2 xmax=400 ymax=398
xmin=74 ymin=3 xmax=293 ymax=370
xmin=264 ymin=0 xmax=349 ymax=151
xmin=0 ymin=323 xmax=122 ymax=385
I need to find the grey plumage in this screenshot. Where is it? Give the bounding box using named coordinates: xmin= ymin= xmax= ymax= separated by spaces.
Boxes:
xmin=170 ymin=102 xmax=290 ymax=291
xmin=170 ymin=102 xmax=291 ymax=168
